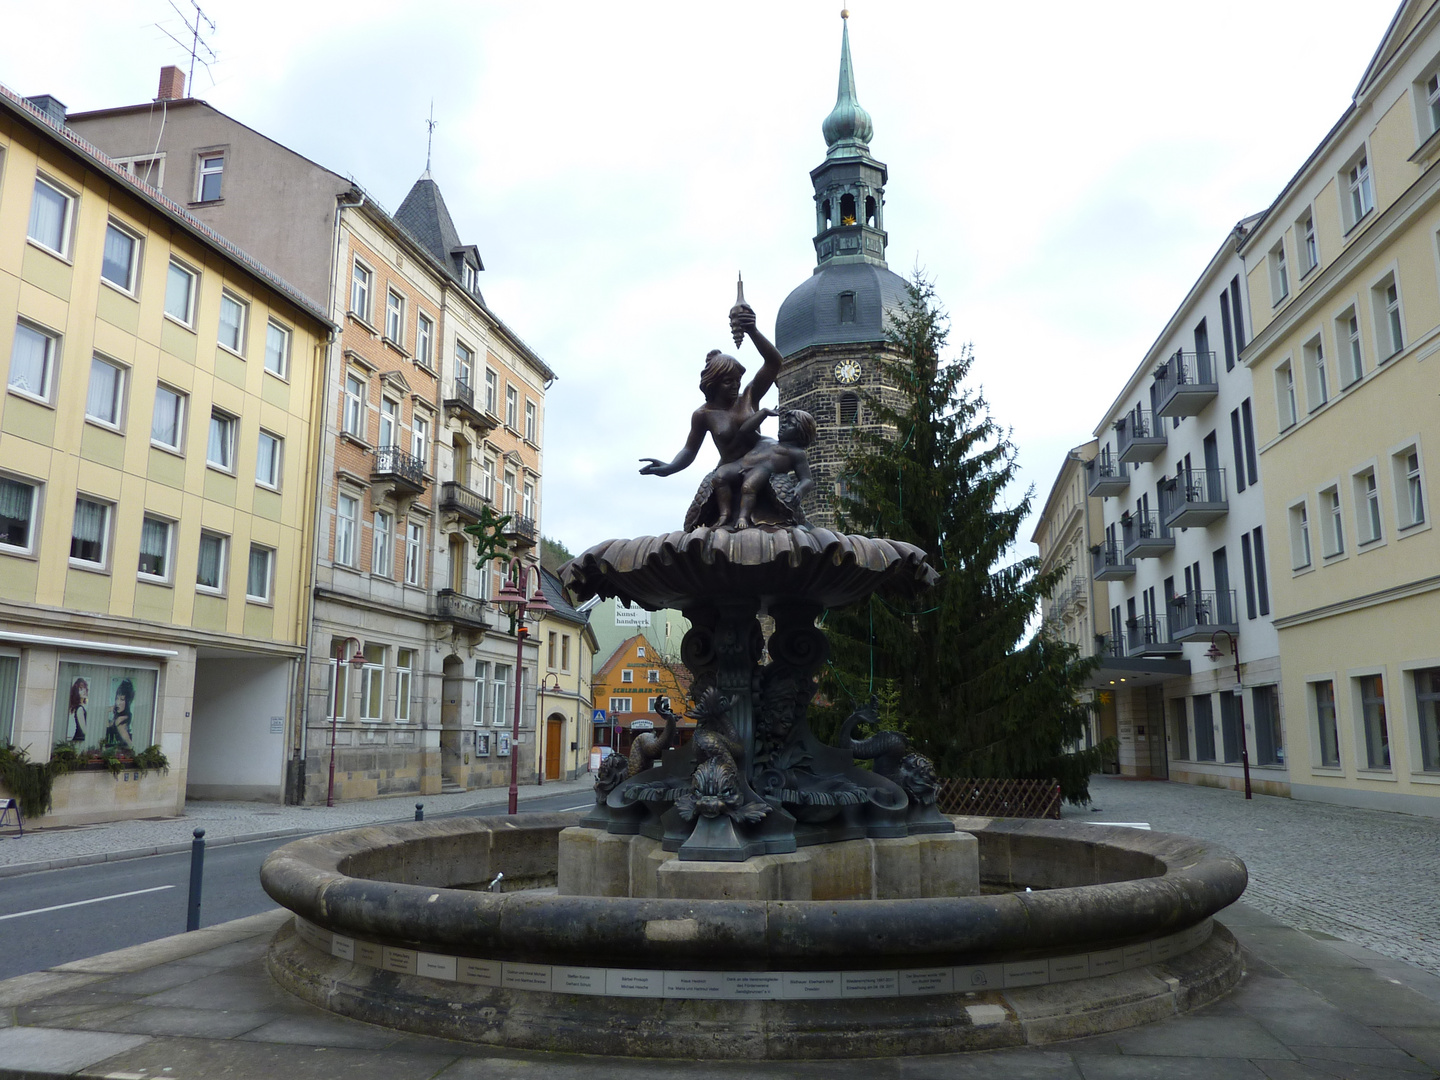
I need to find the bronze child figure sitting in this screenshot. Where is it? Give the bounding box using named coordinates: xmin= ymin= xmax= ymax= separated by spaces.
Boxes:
xmin=711 ymin=408 xmax=817 ymax=530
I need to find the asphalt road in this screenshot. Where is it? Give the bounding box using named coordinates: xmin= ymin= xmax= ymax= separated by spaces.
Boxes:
xmin=0 ymin=790 xmax=589 ymax=981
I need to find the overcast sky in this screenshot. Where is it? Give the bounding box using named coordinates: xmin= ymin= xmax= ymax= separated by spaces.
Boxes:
xmin=1 ymin=1 xmax=1400 ymax=559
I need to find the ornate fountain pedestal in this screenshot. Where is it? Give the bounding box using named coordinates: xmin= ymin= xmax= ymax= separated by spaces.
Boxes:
xmin=562 ymin=527 xmax=950 ymax=862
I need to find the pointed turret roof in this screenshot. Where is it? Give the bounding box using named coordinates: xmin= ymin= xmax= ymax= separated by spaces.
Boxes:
xmin=395 ymin=171 xmax=485 ymax=302
xmin=821 ymin=10 xmax=874 ymax=158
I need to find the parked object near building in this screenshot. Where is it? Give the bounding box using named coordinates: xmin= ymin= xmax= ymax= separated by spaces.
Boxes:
xmin=1237 ymin=0 xmax=1440 ymax=817
xmin=68 ymin=69 xmax=555 ymax=804
xmin=0 ymin=84 xmax=332 ymax=823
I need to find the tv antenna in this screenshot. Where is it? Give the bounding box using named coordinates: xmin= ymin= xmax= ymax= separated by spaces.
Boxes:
xmin=426 ymin=101 xmax=437 ymax=173
xmin=155 ymin=0 xmax=217 ymax=91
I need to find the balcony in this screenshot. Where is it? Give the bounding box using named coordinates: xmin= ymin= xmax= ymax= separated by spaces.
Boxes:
xmin=502 ymin=513 xmax=538 ymax=548
xmin=439 ymin=481 xmax=488 ymax=525
xmin=1153 ymin=350 xmax=1218 ymax=419
xmin=1092 ymin=540 xmax=1135 ymax=580
xmin=1168 ymin=590 xmax=1238 ymax=642
xmin=1116 ymin=408 xmax=1166 ymax=464
xmin=1125 ymin=613 xmax=1182 ymax=658
xmin=370 ymin=445 xmax=428 ymax=499
xmin=1122 ymin=511 xmax=1173 ymax=560
xmin=444 ymin=379 xmax=500 ymax=433
xmin=1085 ymin=453 xmax=1128 ymax=497
xmin=436 ymin=589 xmax=492 ymax=630
xmin=1095 ymin=632 xmax=1124 ymax=660
xmin=1161 ymin=469 xmax=1228 ymax=530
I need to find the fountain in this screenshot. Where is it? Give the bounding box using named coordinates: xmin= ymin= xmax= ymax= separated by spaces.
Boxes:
xmin=259 ymin=297 xmax=1247 ymax=1059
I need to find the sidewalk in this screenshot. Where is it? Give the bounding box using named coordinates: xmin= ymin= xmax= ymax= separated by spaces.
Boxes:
xmin=0 ymin=775 xmax=596 ymax=877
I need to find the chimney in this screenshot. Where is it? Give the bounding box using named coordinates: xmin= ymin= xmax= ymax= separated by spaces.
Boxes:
xmin=24 ymin=95 xmax=67 ymax=127
xmin=157 ymin=66 xmax=186 ymax=102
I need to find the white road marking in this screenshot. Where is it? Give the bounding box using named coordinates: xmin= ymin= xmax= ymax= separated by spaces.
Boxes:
xmin=561 ymin=804 xmax=591 ymax=812
xmin=0 ymin=885 xmax=175 ymax=921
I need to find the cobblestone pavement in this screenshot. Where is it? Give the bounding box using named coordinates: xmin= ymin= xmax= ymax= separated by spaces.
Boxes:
xmin=0 ymin=776 xmax=595 ymax=873
xmin=1066 ymin=775 xmax=1440 ymax=977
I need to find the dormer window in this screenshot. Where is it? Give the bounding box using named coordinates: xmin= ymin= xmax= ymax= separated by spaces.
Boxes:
xmin=838 ymin=291 xmax=856 ymax=324
xmin=463 ymin=262 xmax=477 ymax=292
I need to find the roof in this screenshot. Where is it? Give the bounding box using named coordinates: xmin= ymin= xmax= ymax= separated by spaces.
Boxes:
xmin=537 ymin=566 xmax=589 ymax=627
xmin=775 ymin=260 xmax=909 ymax=356
xmin=1 ymin=84 xmax=334 ymax=331
xmin=595 ymin=634 xmax=653 ymax=681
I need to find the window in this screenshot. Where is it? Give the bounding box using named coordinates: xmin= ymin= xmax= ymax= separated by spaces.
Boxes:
xmin=463 ymin=261 xmax=477 ymax=293
xmin=1253 ymin=686 xmax=1283 ymax=766
xmin=85 ymin=356 xmax=126 ymax=428
xmin=207 ymin=410 xmax=236 ymax=471
xmin=561 ymin=634 xmax=571 ymax=673
xmin=473 ymin=663 xmax=489 ymax=725
xmin=838 ymin=290 xmax=857 ymax=323
xmin=256 ymin=430 xmax=282 ymax=489
xmin=455 ymin=342 xmax=474 ymax=388
xmin=1192 ymin=694 xmax=1216 ymax=761
xmin=196 ymin=531 xmax=227 ymax=592
xmin=117 ymin=154 xmax=164 ymax=187
xmin=52 ymin=661 xmax=157 ymax=754
xmin=1313 ymin=681 xmax=1340 ymax=767
xmin=1415 ymin=667 xmax=1440 ymax=773
xmin=839 ymin=392 xmax=860 ymax=425
xmin=405 ymin=520 xmax=425 ymax=585
xmin=165 ymin=260 xmax=196 ymax=325
xmin=412 ymin=414 xmax=430 ymax=467
xmin=1220 ymin=291 xmax=1236 ymax=372
xmin=622 ymin=669 xmax=633 ymax=684
xmin=547 ymin=632 xmax=558 ymax=670
xmin=1253 ymin=526 xmax=1270 ymax=615
xmin=351 ymin=261 xmax=372 ymax=320
xmin=647 ymin=670 xmax=659 ymax=684
xmin=609 ymin=696 xmax=633 ymax=714
xmin=246 ymin=545 xmax=273 ymax=602
xmin=1171 ymin=698 xmax=1190 ymax=761
xmin=522 ymin=481 xmax=535 ymax=520
xmin=1374 ymin=276 xmax=1403 ymax=358
xmin=27 ymin=176 xmax=73 ymax=256
xmin=101 ymin=222 xmax=139 ymax=292
xmin=343 ymin=372 xmax=366 ymax=437
xmin=1219 ymin=691 xmax=1241 ymax=763
xmin=395 ymin=649 xmax=414 ymax=722
xmin=503 ymin=469 xmax=516 ymax=512
xmin=385 ymin=290 xmax=404 ymax=343
xmin=416 ymin=313 xmax=434 ymax=369
xmin=481 ymin=457 xmax=496 ymax=501
xmin=1289 ymin=501 xmax=1312 ymax=569
xmin=1302 ymin=337 xmax=1327 ymax=411
xmin=1355 ymin=469 xmax=1382 ymax=545
xmin=1428 ymin=72 xmax=1440 ymax=136
xmin=137 ymin=515 xmax=172 ymax=581
xmin=525 ymin=399 xmax=537 ymax=443
xmin=218 ymin=292 xmax=246 ymax=353
xmin=1300 ymin=212 xmax=1318 ymax=275
xmin=372 ymin=510 xmax=394 ymax=577
xmin=506 ymin=385 xmax=518 ymax=429
xmin=1358 ymin=674 xmax=1389 ymax=769
xmin=1268 ymin=242 xmax=1288 ymax=304
xmin=484 ymin=368 xmax=498 ymax=414
xmin=1345 ymin=153 xmax=1374 ymax=229
xmin=0 ymin=477 xmax=40 ymax=554
xmin=1239 ymin=401 xmax=1258 ymax=485
xmin=636 ymin=646 xmax=646 ymax=657
xmin=1321 ymin=486 xmax=1344 ymax=557
xmin=379 ymin=398 xmax=398 ymax=448
xmin=196 ymin=153 xmax=224 ymax=202
xmin=264 ymin=320 xmax=290 ymax=377
xmin=151 ymin=384 xmax=185 ymax=451
xmin=1393 ymin=446 xmax=1426 ymax=529
xmin=1275 ymin=361 xmax=1297 ymax=429
xmin=492 ymin=664 xmax=512 ymax=725
xmin=8 ymin=321 xmax=57 ymax=401
xmin=360 ymin=644 xmax=385 ymax=721
xmin=1337 ymin=307 xmax=1363 ymax=386
xmin=335 ymin=493 xmax=359 ymax=566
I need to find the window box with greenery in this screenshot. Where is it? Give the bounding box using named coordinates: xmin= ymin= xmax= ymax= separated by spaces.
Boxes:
xmin=0 ymin=742 xmax=170 ymax=819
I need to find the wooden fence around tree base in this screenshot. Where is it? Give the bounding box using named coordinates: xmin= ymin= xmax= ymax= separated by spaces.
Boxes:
xmin=936 ymin=777 xmax=1061 ymax=820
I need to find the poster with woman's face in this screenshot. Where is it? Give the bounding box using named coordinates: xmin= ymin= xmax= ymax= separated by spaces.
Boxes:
xmin=53 ymin=662 xmax=157 ymax=753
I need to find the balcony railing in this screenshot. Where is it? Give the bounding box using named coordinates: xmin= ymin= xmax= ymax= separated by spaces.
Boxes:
xmin=1125 ymin=613 xmax=1181 ymax=657
xmin=444 ymin=378 xmax=500 ymax=431
xmin=1168 ymin=589 xmax=1238 ymax=641
xmin=1092 ymin=540 xmax=1135 ymax=580
xmin=502 ymin=513 xmax=538 ymax=547
xmin=1085 ymin=451 xmax=1129 ymax=497
xmin=371 ymin=445 xmax=428 ymax=493
xmin=1161 ymin=468 xmax=1228 ymax=529
xmin=1153 ymin=350 xmax=1218 ymax=419
xmin=439 ymin=481 xmax=488 ymax=523
xmin=1116 ymin=407 xmax=1166 ymax=464
xmin=436 ymin=589 xmax=491 ymax=629
xmin=1121 ymin=511 xmax=1174 ymax=559
xmin=1095 ymin=632 xmax=1124 ymax=660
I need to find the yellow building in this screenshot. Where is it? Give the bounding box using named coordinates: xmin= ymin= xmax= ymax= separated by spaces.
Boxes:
xmin=1239 ymin=0 xmax=1440 ymax=815
xmin=0 ymin=86 xmax=331 ymax=823
xmin=591 ymin=634 xmax=692 ymax=758
xmin=533 ymin=568 xmax=597 ymax=781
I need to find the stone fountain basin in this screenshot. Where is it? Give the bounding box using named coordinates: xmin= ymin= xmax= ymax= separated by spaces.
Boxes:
xmin=259 ymin=812 xmax=1247 ymax=1058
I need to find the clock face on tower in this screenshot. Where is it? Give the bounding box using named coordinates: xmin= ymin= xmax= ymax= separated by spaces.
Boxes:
xmin=833 ymin=359 xmax=862 ymax=385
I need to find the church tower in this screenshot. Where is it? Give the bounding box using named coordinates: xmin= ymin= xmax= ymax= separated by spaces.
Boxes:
xmin=775 ymin=11 xmax=909 ymax=529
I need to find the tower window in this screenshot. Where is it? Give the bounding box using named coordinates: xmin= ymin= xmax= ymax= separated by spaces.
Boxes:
xmin=822 ymin=199 xmax=832 ymax=229
xmin=865 ymin=195 xmax=877 ymax=227
xmin=840 ymin=193 xmax=857 ymax=225
xmin=838 ymin=291 xmax=856 ymax=324
xmin=839 ymin=392 xmax=860 ymax=425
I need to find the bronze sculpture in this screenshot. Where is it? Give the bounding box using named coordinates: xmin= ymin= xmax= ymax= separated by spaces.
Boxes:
xmin=626 ymin=695 xmax=679 ymax=776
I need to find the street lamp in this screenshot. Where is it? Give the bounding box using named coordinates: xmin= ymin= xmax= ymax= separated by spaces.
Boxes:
xmin=1205 ymin=629 xmax=1251 ymax=800
xmin=537 ymin=672 xmax=563 ymax=786
xmin=493 ymin=559 xmax=554 ymax=813
xmin=327 ymin=638 xmax=367 ymax=807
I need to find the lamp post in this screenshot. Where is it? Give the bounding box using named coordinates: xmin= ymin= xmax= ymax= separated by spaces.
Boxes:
xmin=537 ymin=672 xmax=563 ymax=786
xmin=327 ymin=638 xmax=367 ymax=807
xmin=1206 ymin=629 xmax=1251 ymax=800
xmin=493 ymin=560 xmax=554 ymax=813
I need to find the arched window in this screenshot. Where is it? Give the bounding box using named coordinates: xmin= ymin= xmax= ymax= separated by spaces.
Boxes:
xmin=865 ymin=195 xmax=877 ymax=227
xmin=821 ymin=199 xmax=832 ymax=229
xmin=840 ymin=193 xmax=857 ymax=225
xmin=839 ymin=392 xmax=860 ymax=425
xmin=838 ymin=291 xmax=856 ymax=324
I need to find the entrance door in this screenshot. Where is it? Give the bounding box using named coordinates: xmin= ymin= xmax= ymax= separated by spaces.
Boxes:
xmin=545 ymin=717 xmax=563 ymax=780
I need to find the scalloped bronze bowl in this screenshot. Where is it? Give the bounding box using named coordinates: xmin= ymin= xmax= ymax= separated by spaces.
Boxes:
xmin=561 ymin=526 xmax=938 ymax=610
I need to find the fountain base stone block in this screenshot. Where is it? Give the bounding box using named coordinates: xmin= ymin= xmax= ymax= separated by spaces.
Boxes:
xmin=557 ymin=825 xmax=978 ymax=900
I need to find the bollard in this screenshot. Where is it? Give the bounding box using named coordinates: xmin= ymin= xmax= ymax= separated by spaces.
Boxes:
xmin=415 ymin=803 xmax=424 ymax=821
xmin=186 ymin=828 xmax=205 ymax=932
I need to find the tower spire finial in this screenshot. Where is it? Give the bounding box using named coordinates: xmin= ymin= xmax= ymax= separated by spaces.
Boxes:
xmin=425 ymin=101 xmax=437 ymax=175
xmin=822 ymin=9 xmax=873 ymax=157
